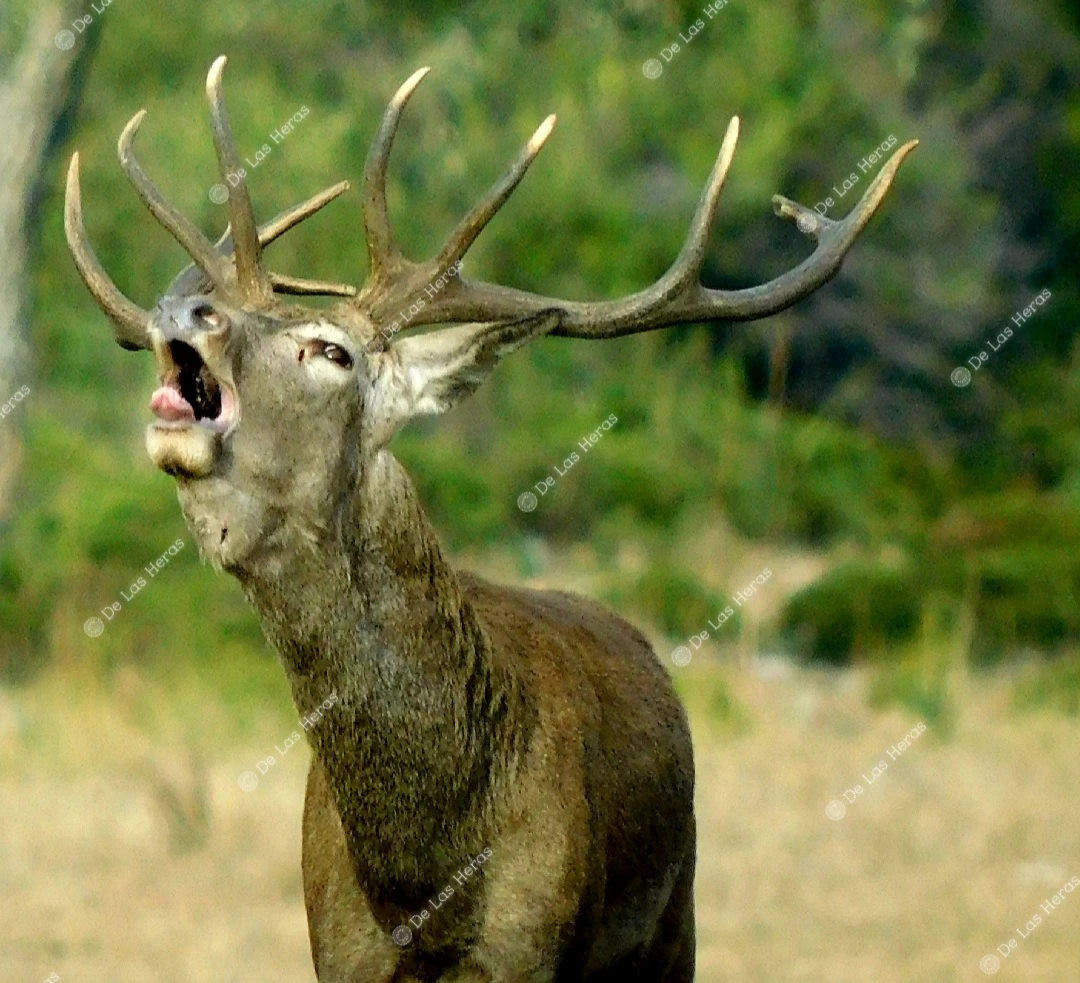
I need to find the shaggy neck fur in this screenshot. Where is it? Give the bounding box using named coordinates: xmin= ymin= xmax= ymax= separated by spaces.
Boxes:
xmin=237 ymin=451 xmax=529 ymax=909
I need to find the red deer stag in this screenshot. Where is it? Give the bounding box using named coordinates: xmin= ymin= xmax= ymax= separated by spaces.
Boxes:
xmin=64 ymin=56 xmax=916 ymax=982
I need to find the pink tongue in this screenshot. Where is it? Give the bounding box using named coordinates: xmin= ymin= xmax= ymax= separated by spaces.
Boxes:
xmin=151 ymin=386 xmax=195 ymax=422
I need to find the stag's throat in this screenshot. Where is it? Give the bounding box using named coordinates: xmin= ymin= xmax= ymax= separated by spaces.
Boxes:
xmin=234 ymin=451 xmax=530 ymax=901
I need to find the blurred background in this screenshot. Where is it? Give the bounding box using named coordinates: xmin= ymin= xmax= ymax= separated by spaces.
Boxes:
xmin=1 ymin=0 xmax=1079 ymax=980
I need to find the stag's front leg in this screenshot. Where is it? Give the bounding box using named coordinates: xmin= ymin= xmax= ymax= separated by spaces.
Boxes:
xmin=302 ymin=761 xmax=402 ymax=983
xmin=434 ymin=771 xmax=597 ymax=983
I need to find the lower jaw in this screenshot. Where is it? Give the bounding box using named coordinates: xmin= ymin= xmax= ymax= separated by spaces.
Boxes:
xmin=175 ymin=479 xmax=267 ymax=577
xmin=145 ymin=423 xmax=221 ymax=478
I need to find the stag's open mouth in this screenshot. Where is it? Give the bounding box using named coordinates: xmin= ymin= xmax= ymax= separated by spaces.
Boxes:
xmin=150 ymin=340 xmax=238 ymax=434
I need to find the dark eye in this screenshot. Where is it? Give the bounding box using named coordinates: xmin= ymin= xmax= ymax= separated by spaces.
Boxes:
xmin=300 ymin=339 xmax=354 ymax=368
xmin=321 ymin=343 xmax=353 ymax=368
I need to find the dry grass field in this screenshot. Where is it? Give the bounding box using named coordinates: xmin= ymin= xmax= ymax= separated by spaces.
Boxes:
xmin=2 ymin=650 xmax=1077 ymax=983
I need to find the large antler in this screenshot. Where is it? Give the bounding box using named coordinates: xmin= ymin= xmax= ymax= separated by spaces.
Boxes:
xmin=354 ymin=70 xmax=917 ymax=342
xmin=66 ymin=57 xmax=916 ymax=352
xmin=64 ymin=56 xmax=354 ymax=350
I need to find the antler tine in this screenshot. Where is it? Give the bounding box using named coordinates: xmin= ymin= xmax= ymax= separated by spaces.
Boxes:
xmin=362 ymin=66 xmax=430 ymax=284
xmin=662 ymin=115 xmax=741 ymax=296
xmin=433 ymin=114 xmax=558 ymax=272
xmin=213 ymin=181 xmax=352 ymax=259
xmin=258 ymin=180 xmax=351 ymax=247
xmin=64 ymin=153 xmax=153 ymax=351
xmin=755 ymin=141 xmax=919 ymax=318
xmin=170 ymin=181 xmax=354 ymax=298
xmin=269 ymin=273 xmax=357 ymax=297
xmin=206 ymin=55 xmax=269 ymax=301
xmin=378 ymin=126 xmax=918 ymax=337
xmin=118 ymin=111 xmax=225 ymax=284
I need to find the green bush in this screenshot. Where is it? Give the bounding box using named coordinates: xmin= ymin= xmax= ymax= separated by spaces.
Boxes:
xmin=932 ymin=492 xmax=1080 ymax=664
xmin=868 ymin=661 xmax=955 ymax=737
xmin=779 ymin=560 xmax=923 ymax=664
xmin=1013 ymin=654 xmax=1080 ymax=716
xmin=605 ymin=562 xmax=728 ymax=640
xmin=0 ymin=550 xmax=52 ymax=683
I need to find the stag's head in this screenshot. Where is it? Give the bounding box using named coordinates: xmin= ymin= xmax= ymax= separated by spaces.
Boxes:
xmin=65 ymin=56 xmax=916 ymax=571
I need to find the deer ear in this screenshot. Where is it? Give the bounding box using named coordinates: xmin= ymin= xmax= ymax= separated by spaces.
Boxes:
xmin=368 ymin=309 xmax=562 ymax=443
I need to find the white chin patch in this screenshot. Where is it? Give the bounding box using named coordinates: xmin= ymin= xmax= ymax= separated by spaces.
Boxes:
xmin=145 ymin=425 xmax=220 ymax=478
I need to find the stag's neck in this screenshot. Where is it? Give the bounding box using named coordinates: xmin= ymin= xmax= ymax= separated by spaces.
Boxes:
xmin=237 ymin=451 xmax=526 ymax=902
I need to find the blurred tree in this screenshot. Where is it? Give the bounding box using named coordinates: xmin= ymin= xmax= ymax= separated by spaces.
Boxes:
xmin=0 ymin=1 xmax=95 ymax=527
xmin=758 ymin=0 xmax=1080 ymax=454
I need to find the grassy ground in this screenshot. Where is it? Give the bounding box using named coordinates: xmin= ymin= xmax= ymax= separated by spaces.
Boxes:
xmin=2 ymin=646 xmax=1078 ymax=982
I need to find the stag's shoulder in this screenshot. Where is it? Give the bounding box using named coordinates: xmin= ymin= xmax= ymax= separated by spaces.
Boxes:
xmin=457 ymin=570 xmax=664 ymax=675
xmin=459 ymin=568 xmax=634 ymax=629
xmin=458 ymin=571 xmax=691 ymax=776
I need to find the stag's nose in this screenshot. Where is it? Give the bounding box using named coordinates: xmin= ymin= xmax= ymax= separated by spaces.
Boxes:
xmin=154 ymin=296 xmax=230 ymax=343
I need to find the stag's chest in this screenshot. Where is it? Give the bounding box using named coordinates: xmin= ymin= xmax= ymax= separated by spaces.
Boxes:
xmin=302 ymin=757 xmax=489 ymax=975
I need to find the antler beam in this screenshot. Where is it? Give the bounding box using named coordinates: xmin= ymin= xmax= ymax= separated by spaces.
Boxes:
xmin=426 ymin=132 xmax=918 ymax=337
xmin=353 ymin=69 xmax=918 ymax=341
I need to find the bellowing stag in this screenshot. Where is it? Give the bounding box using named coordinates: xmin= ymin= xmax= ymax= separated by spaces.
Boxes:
xmin=65 ymin=56 xmax=915 ymax=982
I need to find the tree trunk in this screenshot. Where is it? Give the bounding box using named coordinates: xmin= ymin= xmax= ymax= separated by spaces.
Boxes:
xmin=0 ymin=4 xmax=92 ymax=523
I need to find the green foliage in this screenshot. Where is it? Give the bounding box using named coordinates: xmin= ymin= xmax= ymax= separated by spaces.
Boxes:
xmin=0 ymin=550 xmax=51 ymax=683
xmin=5 ymin=0 xmax=1080 ymax=709
xmin=933 ymin=491 xmax=1080 ymax=664
xmin=604 ymin=561 xmax=729 ymax=639
xmin=865 ymin=601 xmax=962 ymax=735
xmin=1013 ymin=655 xmax=1080 ymax=716
xmin=869 ymin=661 xmax=956 ymax=738
xmin=779 ymin=561 xmax=923 ymax=664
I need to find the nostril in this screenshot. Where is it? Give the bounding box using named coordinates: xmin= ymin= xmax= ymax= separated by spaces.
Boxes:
xmin=191 ymin=304 xmax=225 ymax=329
